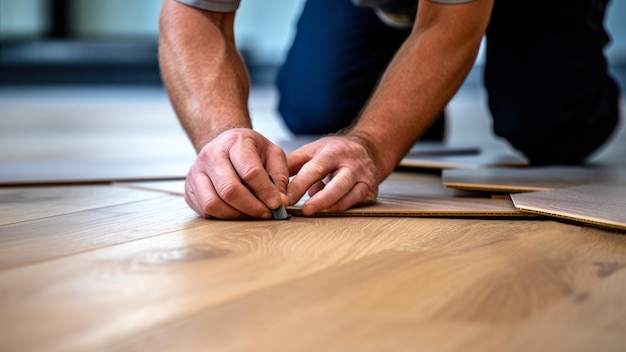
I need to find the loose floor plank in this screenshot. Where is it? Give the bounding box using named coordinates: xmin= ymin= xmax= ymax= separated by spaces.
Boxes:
xmin=442 ymin=166 xmax=626 ymax=193
xmin=116 ymin=172 xmax=527 ymax=217
xmin=289 ymin=196 xmax=529 ymax=217
xmin=0 ymin=185 xmax=162 ymax=226
xmin=511 ymin=184 xmax=626 ymax=231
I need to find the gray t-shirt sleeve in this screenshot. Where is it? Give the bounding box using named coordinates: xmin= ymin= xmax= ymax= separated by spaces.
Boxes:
xmin=176 ymin=0 xmax=240 ymax=12
xmin=431 ymin=0 xmax=475 ymax=3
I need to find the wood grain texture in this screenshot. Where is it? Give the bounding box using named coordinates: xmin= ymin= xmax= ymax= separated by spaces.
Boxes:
xmin=511 ymin=184 xmax=626 ymax=231
xmin=105 ymin=223 xmax=626 ymax=352
xmin=1 ymin=197 xmax=625 ymax=351
xmin=0 ymin=185 xmax=161 ymax=226
xmin=442 ymin=166 xmax=626 ymax=193
xmin=0 ymin=193 xmax=204 ymax=270
xmin=0 ymin=216 xmax=449 ymax=351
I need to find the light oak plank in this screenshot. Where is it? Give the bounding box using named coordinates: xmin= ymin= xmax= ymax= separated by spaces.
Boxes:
xmin=108 ymin=226 xmax=626 ymax=352
xmin=443 ymin=166 xmax=626 ymax=193
xmin=1 ymin=217 xmax=624 ymax=351
xmin=511 ymin=184 xmax=626 ymax=231
xmin=0 ymin=185 xmax=162 ymax=226
xmin=0 ymin=194 xmax=205 ymax=269
xmin=0 ymin=217 xmax=549 ymax=351
xmin=289 ymin=196 xmax=529 ymax=217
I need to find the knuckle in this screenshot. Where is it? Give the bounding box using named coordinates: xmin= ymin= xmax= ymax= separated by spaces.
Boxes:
xmin=303 ymin=159 xmax=326 ymax=175
xmin=239 ymin=165 xmax=265 ymax=183
xmin=215 ymin=182 xmax=240 ymax=203
xmin=198 ymin=196 xmax=219 ymax=216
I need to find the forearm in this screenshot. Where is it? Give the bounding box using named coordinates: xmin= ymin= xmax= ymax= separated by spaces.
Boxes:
xmin=347 ymin=1 xmax=492 ymax=181
xmin=159 ymin=0 xmax=251 ymax=152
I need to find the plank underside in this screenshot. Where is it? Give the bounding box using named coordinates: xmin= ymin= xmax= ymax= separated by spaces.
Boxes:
xmin=442 ymin=166 xmax=626 ymax=193
xmin=511 ymin=184 xmax=626 ymax=231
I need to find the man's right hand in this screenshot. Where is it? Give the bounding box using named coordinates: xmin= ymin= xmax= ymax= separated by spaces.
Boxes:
xmin=184 ymin=128 xmax=289 ymax=219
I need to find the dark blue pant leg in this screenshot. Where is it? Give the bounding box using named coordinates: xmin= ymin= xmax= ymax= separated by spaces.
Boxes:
xmin=485 ymin=0 xmax=620 ymax=165
xmin=277 ymin=0 xmax=444 ymax=140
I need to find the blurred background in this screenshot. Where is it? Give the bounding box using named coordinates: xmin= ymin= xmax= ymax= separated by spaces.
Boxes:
xmin=0 ymin=0 xmax=306 ymax=85
xmin=0 ymin=0 xmax=625 ymax=178
xmin=1 ymin=0 xmax=625 ymax=87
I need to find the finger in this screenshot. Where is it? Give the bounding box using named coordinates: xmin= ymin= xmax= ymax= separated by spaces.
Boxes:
xmin=326 ymin=181 xmax=376 ymax=212
xmin=202 ymin=149 xmax=272 ymax=219
xmin=264 ymin=144 xmax=289 ymax=195
xmin=229 ymin=142 xmax=283 ymax=210
xmin=286 ymin=143 xmax=313 ymax=176
xmin=185 ymin=171 xmax=247 ymax=219
xmin=307 ymin=180 xmax=326 ymax=198
xmin=300 ymin=168 xmax=355 ymax=215
xmin=303 ymin=178 xmax=375 ymax=216
xmin=287 ymin=157 xmax=333 ymax=206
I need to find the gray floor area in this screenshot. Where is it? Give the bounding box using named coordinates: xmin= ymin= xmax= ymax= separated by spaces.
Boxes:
xmin=0 ymin=76 xmax=625 ymax=171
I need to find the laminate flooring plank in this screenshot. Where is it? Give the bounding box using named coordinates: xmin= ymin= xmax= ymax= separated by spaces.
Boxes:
xmin=511 ymin=184 xmax=626 ymax=231
xmin=483 ymin=266 xmax=626 ymax=352
xmin=2 ymin=217 xmax=624 ymax=351
xmin=0 ymin=217 xmax=418 ymax=351
xmin=108 ymin=226 xmax=626 ymax=352
xmin=0 ymin=216 xmax=560 ymax=352
xmin=115 ymin=172 xmax=528 ymax=217
xmin=0 ymin=195 xmax=204 ymax=270
xmin=442 ymin=166 xmax=626 ymax=193
xmin=289 ymin=196 xmax=529 ymax=217
xmin=0 ymin=185 xmax=162 ymax=226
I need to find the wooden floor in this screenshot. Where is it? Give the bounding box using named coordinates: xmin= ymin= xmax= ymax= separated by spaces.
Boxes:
xmin=1 ymin=86 xmax=626 ymax=351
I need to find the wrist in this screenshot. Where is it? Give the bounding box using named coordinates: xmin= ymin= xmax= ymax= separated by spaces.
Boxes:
xmin=342 ymin=129 xmax=388 ymax=183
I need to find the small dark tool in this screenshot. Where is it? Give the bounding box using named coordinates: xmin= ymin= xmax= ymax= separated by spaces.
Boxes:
xmin=269 ymin=175 xmax=291 ymax=220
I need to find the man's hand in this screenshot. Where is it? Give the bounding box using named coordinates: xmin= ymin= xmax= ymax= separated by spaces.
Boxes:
xmin=185 ymin=128 xmax=289 ymax=219
xmin=287 ymin=136 xmax=379 ymax=216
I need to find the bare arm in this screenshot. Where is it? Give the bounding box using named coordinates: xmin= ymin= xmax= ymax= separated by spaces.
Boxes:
xmin=350 ymin=0 xmax=494 ymax=179
xmin=287 ymin=0 xmax=494 ymax=215
xmin=159 ymin=0 xmax=288 ymax=219
xmin=159 ymin=0 xmax=250 ymax=151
